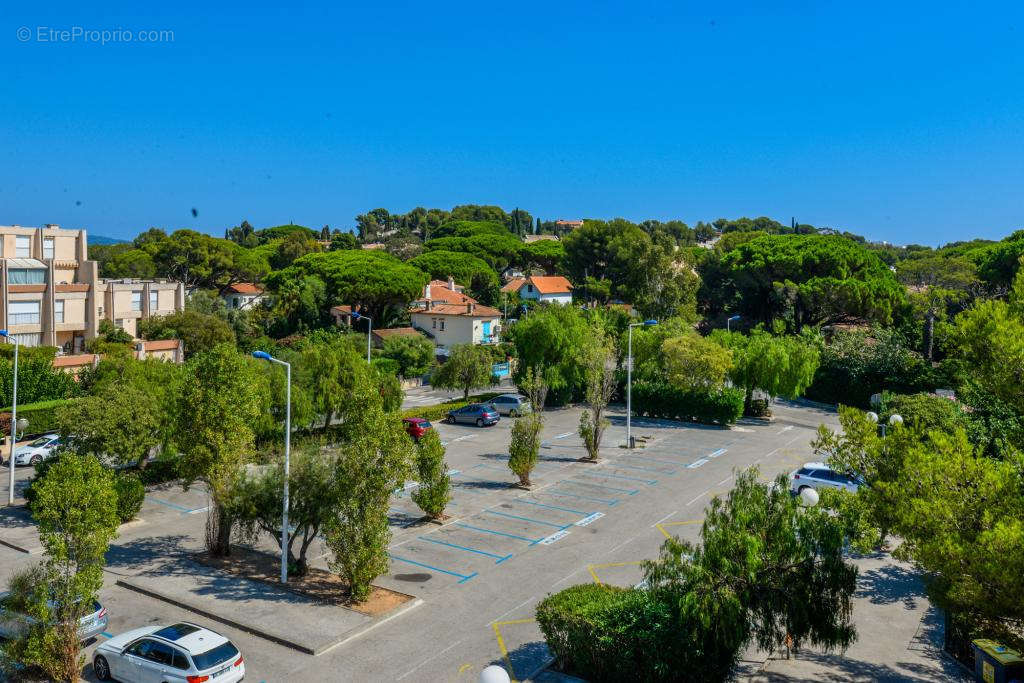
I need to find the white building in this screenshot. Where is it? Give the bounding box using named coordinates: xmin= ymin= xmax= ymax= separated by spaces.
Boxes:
xmin=501 ymin=275 xmax=573 ymax=305
xmin=222 ymin=282 xmax=265 ymax=310
xmin=408 ymin=279 xmax=501 ymax=350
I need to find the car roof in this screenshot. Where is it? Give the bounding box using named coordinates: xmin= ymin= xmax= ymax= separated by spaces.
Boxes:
xmin=403 ymin=417 xmax=428 ymax=424
xmin=802 ymin=462 xmax=830 ymax=470
xmin=496 ymin=394 xmax=524 ymax=400
xmin=151 ymin=623 xmax=228 ymax=653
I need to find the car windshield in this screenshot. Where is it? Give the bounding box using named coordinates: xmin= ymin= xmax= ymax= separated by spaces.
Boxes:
xmin=27 ymin=438 xmax=51 ymax=447
xmin=190 ymin=641 xmax=239 ymax=670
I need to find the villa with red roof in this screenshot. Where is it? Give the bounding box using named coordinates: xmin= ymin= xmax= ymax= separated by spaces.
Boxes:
xmin=500 ymin=275 xmax=573 ymax=305
xmin=409 ymin=278 xmax=501 ymax=350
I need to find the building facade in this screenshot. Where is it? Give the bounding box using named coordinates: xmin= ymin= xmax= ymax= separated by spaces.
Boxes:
xmin=0 ymin=224 xmax=185 ymax=352
xmin=408 ymin=280 xmax=502 ymax=351
xmin=500 ymin=275 xmax=574 ymax=305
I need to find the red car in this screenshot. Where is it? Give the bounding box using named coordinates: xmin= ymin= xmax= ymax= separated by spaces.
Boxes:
xmin=403 ymin=417 xmax=433 ymax=441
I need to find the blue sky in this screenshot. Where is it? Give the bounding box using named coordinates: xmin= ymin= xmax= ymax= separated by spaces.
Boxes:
xmin=2 ymin=1 xmax=1023 ymax=244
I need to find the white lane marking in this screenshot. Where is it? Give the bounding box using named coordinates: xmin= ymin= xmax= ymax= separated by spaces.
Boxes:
xmin=575 ymin=512 xmax=605 ymax=527
xmin=687 ymin=458 xmax=709 ymax=469
xmin=777 ymin=425 xmax=794 ymax=435
xmin=733 ymin=427 xmax=753 ymax=433
xmin=396 ymin=639 xmax=464 ymax=680
xmin=540 ymin=529 xmax=570 ymax=545
xmin=450 ymin=435 xmax=475 ymax=443
xmin=652 ymin=510 xmax=678 ymax=526
xmin=709 ymin=448 xmax=727 ymax=458
xmin=686 ymin=488 xmax=713 ymax=506
xmin=555 ymin=432 xmax=575 ymax=439
xmin=717 ymin=476 xmax=731 ymax=486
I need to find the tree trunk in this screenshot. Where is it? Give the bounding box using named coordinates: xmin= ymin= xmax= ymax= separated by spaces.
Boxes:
xmin=924 ymin=311 xmax=935 ymax=361
xmin=463 ymin=386 xmax=470 ymax=401
xmin=206 ymin=503 xmax=233 ymax=557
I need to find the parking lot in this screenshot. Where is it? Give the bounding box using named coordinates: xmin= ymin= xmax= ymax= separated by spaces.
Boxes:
xmin=0 ymin=399 xmax=840 ymax=681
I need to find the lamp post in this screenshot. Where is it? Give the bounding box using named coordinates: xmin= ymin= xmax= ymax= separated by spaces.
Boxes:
xmin=350 ymin=311 xmax=372 ymax=363
xmin=866 ymin=411 xmax=902 ymax=438
xmin=252 ymin=351 xmax=291 ymax=584
xmin=0 ymin=332 xmax=18 ymax=506
xmin=726 ymin=314 xmax=740 ymax=332
xmin=626 ymin=319 xmax=658 ymax=449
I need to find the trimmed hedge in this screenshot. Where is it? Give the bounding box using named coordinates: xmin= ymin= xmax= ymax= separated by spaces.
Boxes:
xmin=631 ymin=381 xmax=744 ymax=425
xmin=113 ymin=473 xmax=145 ymax=522
xmin=0 ymin=398 xmax=80 ymax=437
xmin=400 ymin=392 xmax=504 ymax=422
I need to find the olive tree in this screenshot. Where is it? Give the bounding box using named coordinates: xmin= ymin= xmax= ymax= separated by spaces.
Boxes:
xmin=578 ymin=338 xmax=616 ymax=461
xmin=508 ymin=413 xmax=543 ymax=487
xmin=432 ymin=344 xmax=494 ymax=400
xmin=411 ymin=430 xmax=451 ymax=519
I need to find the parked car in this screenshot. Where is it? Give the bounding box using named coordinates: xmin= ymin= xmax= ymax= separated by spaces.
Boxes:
xmin=0 ymin=592 xmax=108 ymax=642
xmin=93 ymin=622 xmax=244 ymax=683
xmin=789 ymin=462 xmax=861 ymax=495
xmin=402 ymin=417 xmax=433 ymax=441
xmin=11 ymin=434 xmax=63 ymax=466
xmin=488 ymin=394 xmax=532 ymax=416
xmin=446 ymin=403 xmax=500 ymax=427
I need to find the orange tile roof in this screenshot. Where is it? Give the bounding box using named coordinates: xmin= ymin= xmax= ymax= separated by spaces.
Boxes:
xmin=420 ymin=281 xmax=477 ymax=305
xmin=331 ymin=305 xmax=353 ymax=314
xmin=53 ymin=354 xmax=97 ymax=368
xmin=501 ymin=278 xmax=527 ymax=293
xmin=412 ymin=303 xmax=501 ymax=317
xmin=527 ymin=276 xmax=573 ymax=294
xmin=225 ymin=283 xmax=263 ymax=294
xmin=372 ymin=327 xmax=423 ymax=339
xmin=143 ymin=339 xmax=182 ymax=352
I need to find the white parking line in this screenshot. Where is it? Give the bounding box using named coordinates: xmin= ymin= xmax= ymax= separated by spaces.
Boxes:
xmin=777 ymin=425 xmax=794 ymax=435
xmin=554 ymin=432 xmax=575 ymax=439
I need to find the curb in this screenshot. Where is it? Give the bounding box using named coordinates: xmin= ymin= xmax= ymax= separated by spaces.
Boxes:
xmin=116 ymin=577 xmax=422 ymax=656
xmin=0 ymin=536 xmax=42 ymax=555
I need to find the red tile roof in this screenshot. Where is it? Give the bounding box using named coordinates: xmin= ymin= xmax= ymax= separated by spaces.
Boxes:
xmin=422 ymin=280 xmax=476 ymax=304
xmin=53 ymin=354 xmax=97 ymax=368
xmin=413 ymin=303 xmax=501 ymax=317
xmin=143 ymin=339 xmax=182 ymax=352
xmin=225 ymin=283 xmax=263 ymax=294
xmin=506 ymin=276 xmax=573 ymax=295
xmin=500 ymin=278 xmax=527 ymax=293
xmin=331 ymin=305 xmax=353 ymax=314
xmin=372 ymin=327 xmax=423 ymax=340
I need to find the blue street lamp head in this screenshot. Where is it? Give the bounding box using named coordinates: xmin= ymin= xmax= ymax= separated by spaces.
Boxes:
xmin=728 ymin=315 xmax=741 ymax=322
xmin=0 ymin=330 xmax=8 ymax=337
xmin=251 ymin=350 xmax=272 ymax=361
xmin=643 ymin=319 xmax=658 ymax=327
xmin=349 ymin=311 xmax=361 ymax=320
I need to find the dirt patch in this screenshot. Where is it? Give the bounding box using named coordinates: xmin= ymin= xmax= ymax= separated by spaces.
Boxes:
xmin=195 ymin=547 xmax=413 ymax=617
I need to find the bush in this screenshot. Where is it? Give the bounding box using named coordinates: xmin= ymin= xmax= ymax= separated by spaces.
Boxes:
xmin=113 ymin=474 xmax=145 ymax=523
xmin=137 ymin=456 xmax=179 ymax=485
xmin=0 ymin=399 xmax=81 ymax=437
xmin=630 ymin=381 xmax=744 ymax=425
xmin=371 ymin=357 xmax=400 ymax=377
xmin=22 ymin=453 xmax=62 ymax=513
xmin=399 ymin=392 xmax=504 ymax=422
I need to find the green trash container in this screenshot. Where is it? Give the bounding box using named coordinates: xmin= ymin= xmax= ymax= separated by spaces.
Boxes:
xmin=973 ymin=639 xmax=1024 ymax=683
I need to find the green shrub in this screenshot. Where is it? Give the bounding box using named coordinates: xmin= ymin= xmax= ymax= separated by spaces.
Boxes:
xmin=631 ymin=381 xmax=744 ymax=425
xmin=399 ymin=392 xmax=503 ymax=422
xmin=137 ymin=456 xmax=179 ymax=485
xmin=410 ymin=431 xmax=451 ymax=519
xmin=113 ymin=474 xmax=145 ymax=523
xmin=0 ymin=399 xmax=81 ymax=437
xmin=22 ymin=453 xmax=63 ymax=513
xmin=371 ymin=357 xmax=400 ymax=376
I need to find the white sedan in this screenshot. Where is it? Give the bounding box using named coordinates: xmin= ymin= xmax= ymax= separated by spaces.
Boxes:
xmin=11 ymin=434 xmax=63 ymax=466
xmin=93 ymin=622 xmax=245 ymax=683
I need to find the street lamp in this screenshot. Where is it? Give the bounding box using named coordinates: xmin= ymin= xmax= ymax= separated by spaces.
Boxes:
xmin=252 ymin=350 xmax=291 ymax=584
xmin=349 ymin=310 xmax=372 ymax=363
xmin=0 ymin=331 xmax=18 ymax=506
xmin=726 ymin=314 xmax=740 ymax=332
xmin=626 ymin=319 xmax=658 ymax=449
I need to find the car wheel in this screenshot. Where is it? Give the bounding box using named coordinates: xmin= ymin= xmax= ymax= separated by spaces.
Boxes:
xmin=509 ymin=409 xmax=519 ymax=417
xmin=446 ymin=415 xmax=454 ymax=424
xmin=93 ymin=655 xmax=111 ymax=681
xmin=30 ymin=455 xmax=41 ymax=465
xmin=476 ymin=418 xmax=484 ymax=427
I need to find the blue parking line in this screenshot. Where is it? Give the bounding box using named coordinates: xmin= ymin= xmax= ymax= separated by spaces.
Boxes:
xmin=418 ymin=536 xmax=512 ymax=563
xmin=612 ymin=462 xmax=676 ymax=475
xmin=577 ymin=470 xmax=657 ymax=485
xmin=451 ymin=471 xmax=501 ymax=484
xmin=566 ymin=479 xmax=639 ymax=495
xmin=513 ymin=499 xmax=589 ymax=515
xmin=541 ymin=489 xmax=619 ymax=506
xmin=483 ymin=509 xmax=571 ymax=529
xmin=623 ymin=454 xmax=685 ymax=467
xmin=454 ymin=522 xmax=542 ymax=544
xmin=149 ymin=498 xmax=192 ymax=512
xmin=388 ymin=553 xmax=478 ymax=583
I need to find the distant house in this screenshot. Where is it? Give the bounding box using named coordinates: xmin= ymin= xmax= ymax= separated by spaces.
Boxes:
xmin=222 ymin=283 xmax=265 ymax=310
xmin=53 ymin=338 xmax=185 ymax=377
xmin=500 ymin=275 xmax=573 ymax=305
xmin=524 ymin=234 xmax=559 ymax=243
xmin=371 ymin=326 xmax=424 ymax=349
xmin=409 ymin=279 xmax=501 ymax=350
xmin=555 ymin=219 xmax=583 ymax=230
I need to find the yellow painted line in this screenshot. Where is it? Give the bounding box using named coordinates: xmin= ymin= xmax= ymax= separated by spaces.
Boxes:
xmin=458 ymin=663 xmax=472 ymax=675
xmin=655 ymin=519 xmax=701 ymax=539
xmin=587 ymin=561 xmax=643 ymax=584
xmin=491 ymin=619 xmax=535 ymax=682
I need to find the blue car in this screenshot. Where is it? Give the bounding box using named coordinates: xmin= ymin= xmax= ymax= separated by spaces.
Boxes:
xmin=446 ymin=403 xmax=500 ymax=427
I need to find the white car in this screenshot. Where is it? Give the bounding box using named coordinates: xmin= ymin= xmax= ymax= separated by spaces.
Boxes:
xmin=93 ymin=622 xmax=245 ymax=683
xmin=11 ymin=434 xmax=63 ymax=466
xmin=789 ymin=462 xmax=861 ymax=495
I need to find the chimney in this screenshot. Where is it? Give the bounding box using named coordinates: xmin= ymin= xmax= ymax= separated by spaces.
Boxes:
xmin=424 ymin=283 xmax=431 ymax=299
xmin=467 ymin=302 xmax=474 ymax=314
xmin=448 ymin=276 xmax=456 ymax=291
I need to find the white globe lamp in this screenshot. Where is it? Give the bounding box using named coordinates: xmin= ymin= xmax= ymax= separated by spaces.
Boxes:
xmin=480 ymin=665 xmax=511 ymax=683
xmin=799 ymin=486 xmax=820 ymax=507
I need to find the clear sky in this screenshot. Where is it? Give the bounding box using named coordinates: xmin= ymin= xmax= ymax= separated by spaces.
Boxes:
xmin=2 ymin=1 xmax=1023 ymax=244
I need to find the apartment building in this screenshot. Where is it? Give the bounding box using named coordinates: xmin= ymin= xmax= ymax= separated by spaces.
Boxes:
xmin=0 ymin=224 xmax=184 ymax=352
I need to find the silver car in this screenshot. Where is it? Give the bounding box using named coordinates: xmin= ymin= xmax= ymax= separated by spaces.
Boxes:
xmin=0 ymin=592 xmax=108 ymax=642
xmin=11 ymin=434 xmax=63 ymax=466
xmin=93 ymin=622 xmax=245 ymax=683
xmin=789 ymin=462 xmax=861 ymax=495
xmin=488 ymin=394 xmax=532 ymax=416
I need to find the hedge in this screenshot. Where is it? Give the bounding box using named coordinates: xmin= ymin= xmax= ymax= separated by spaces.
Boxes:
xmin=0 ymin=398 xmax=81 ymax=436
xmin=400 ymin=392 xmax=504 ymax=422
xmin=630 ymin=381 xmax=744 ymax=425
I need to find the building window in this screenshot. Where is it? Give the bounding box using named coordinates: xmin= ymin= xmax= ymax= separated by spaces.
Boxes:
xmin=527 ymin=284 xmax=534 ymax=293
xmin=8 ymin=301 xmax=40 ymax=325
xmin=131 ymin=291 xmax=142 ymax=311
xmin=115 ymin=318 xmax=125 ymax=329
xmin=15 ymin=236 xmax=30 ymax=258
xmin=43 ymin=238 xmax=54 ymax=260
xmin=440 ymin=319 xmax=445 ymax=331
xmin=431 ymin=318 xmax=436 ymax=329
xmin=10 ymin=333 xmax=40 ymax=347
xmin=54 ymin=300 xmax=64 ymax=323
xmin=8 ymin=268 xmax=45 ymax=285
xmin=149 ymin=291 xmax=158 ymax=311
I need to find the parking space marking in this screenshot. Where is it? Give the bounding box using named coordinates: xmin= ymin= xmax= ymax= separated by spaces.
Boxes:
xmin=541 ymin=489 xmax=619 ymax=506
xmin=622 ymin=454 xmax=685 ymax=467
xmin=513 ymin=499 xmax=589 ymax=516
xmin=491 ymin=619 xmax=536 ymax=682
xmin=388 ymin=553 xmax=478 ymax=583
xmin=539 ymin=529 xmax=570 ymax=545
xmin=576 ymin=470 xmax=657 ymax=485
xmin=149 ymin=498 xmax=207 ymax=515
xmin=777 ymin=425 xmax=794 ymax=435
xmin=687 ymin=458 xmax=709 ymax=469
xmin=418 ymin=536 xmax=513 ymax=563
xmin=655 ymin=519 xmax=701 ymax=538
xmin=483 ymin=509 xmax=572 ymax=529
xmin=554 ymin=432 xmax=575 ymax=439
xmin=565 ymin=479 xmax=639 ymax=495
xmin=611 ymin=461 xmax=676 ymax=475
xmin=709 ymin=448 xmax=728 ymax=458
xmin=575 ymin=512 xmax=604 ymax=526
xmin=455 ymin=522 xmax=543 ymax=544
xmin=587 ymin=561 xmax=643 ymax=585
